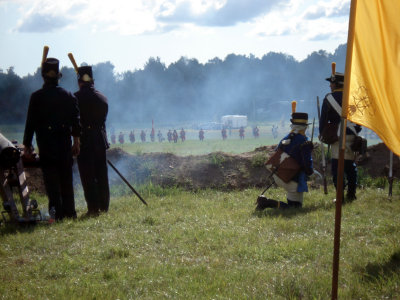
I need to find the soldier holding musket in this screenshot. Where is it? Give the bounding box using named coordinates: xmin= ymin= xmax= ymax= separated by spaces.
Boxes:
xmin=23 ymin=48 xmax=81 ymax=221
xmin=319 ymin=63 xmax=361 ymax=201
xmin=69 ymin=54 xmax=110 ymax=216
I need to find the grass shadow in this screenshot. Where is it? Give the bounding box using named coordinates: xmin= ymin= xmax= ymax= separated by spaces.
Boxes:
xmin=252 ymin=199 xmax=335 ymax=219
xmin=358 ymin=250 xmax=400 ymax=282
xmin=0 ymin=221 xmax=41 ymax=236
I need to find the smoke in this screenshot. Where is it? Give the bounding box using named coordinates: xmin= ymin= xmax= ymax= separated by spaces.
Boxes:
xmin=1 ymin=44 xmax=347 ymax=135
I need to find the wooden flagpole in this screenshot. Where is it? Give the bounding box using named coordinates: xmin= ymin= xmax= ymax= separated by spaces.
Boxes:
xmin=332 ymin=0 xmax=358 ymax=299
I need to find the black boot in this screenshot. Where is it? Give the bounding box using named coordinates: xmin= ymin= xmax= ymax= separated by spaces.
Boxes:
xmin=346 ymin=191 xmax=357 ymax=202
xmin=256 ymin=196 xmax=279 ymax=211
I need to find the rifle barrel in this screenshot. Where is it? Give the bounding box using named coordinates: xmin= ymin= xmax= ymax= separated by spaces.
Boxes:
xmin=107 ymin=159 xmax=148 ymax=206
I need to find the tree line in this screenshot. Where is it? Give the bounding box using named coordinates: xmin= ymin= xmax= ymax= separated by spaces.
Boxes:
xmin=0 ymin=44 xmax=347 ymax=126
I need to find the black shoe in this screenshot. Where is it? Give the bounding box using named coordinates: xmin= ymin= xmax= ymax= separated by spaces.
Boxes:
xmin=256 ymin=196 xmax=278 ymax=211
xmin=346 ymin=193 xmax=357 ymax=202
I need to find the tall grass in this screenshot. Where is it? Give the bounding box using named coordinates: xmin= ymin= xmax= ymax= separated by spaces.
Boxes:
xmin=1 ymin=183 xmax=399 ymax=299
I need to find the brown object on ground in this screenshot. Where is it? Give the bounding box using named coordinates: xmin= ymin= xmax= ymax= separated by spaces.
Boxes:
xmin=24 ymin=143 xmax=398 ymax=194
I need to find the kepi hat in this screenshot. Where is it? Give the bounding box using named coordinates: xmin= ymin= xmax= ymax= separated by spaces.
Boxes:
xmin=290 ymin=112 xmax=311 ymax=125
xmin=42 ymin=58 xmax=62 ymax=79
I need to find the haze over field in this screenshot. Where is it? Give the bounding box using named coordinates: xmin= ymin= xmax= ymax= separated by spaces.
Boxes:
xmin=0 ymin=0 xmax=351 ymax=127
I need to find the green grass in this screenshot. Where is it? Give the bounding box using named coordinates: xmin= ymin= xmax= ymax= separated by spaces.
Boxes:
xmin=1 ymin=183 xmax=399 ymax=299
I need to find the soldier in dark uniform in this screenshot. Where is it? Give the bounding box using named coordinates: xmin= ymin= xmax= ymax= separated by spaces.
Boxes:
xmin=140 ymin=130 xmax=146 ymax=142
xmin=173 ymin=130 xmax=178 ymax=143
xmin=23 ymin=58 xmax=81 ymax=221
xmin=74 ymin=65 xmax=110 ymax=216
xmin=199 ymin=129 xmax=204 ymax=141
xmin=167 ymin=130 xmax=172 ymax=142
xmin=221 ymin=127 xmax=227 ymax=140
xmin=129 ymin=130 xmax=135 ymax=143
xmin=180 ymin=128 xmax=186 ymax=142
xmin=118 ymin=132 xmax=124 ymax=144
xmin=319 ymin=67 xmax=361 ymax=201
xmin=239 ymin=126 xmax=245 ymax=140
xmin=157 ymin=130 xmax=163 ymax=142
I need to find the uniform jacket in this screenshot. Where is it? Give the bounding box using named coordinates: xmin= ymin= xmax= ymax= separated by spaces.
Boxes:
xmin=319 ymin=89 xmax=361 ymax=136
xmin=23 ymin=82 xmax=81 ymax=162
xmin=74 ymin=84 xmax=109 ymax=154
xmin=278 ymin=132 xmax=313 ymax=192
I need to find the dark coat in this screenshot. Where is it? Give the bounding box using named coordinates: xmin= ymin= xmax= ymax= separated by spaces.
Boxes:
xmin=74 ymin=84 xmax=109 ymax=153
xmin=23 ymin=82 xmax=81 ymax=163
xmin=320 ymin=90 xmax=361 ymax=136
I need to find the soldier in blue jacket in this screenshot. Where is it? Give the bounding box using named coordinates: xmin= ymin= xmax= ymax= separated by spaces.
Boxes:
xmin=74 ymin=65 xmax=110 ymax=216
xmin=257 ymin=112 xmax=313 ymax=210
xmin=23 ymin=58 xmax=81 ymax=220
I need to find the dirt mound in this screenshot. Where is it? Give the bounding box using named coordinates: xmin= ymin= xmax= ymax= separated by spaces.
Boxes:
xmin=24 ymin=143 xmax=397 ymax=194
xmin=106 ymin=146 xmax=275 ymax=190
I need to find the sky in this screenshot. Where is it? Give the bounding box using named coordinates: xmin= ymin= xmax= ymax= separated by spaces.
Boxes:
xmin=0 ymin=0 xmax=351 ymax=77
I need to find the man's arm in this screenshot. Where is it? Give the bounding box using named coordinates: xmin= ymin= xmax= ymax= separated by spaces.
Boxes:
xmin=23 ymin=95 xmax=36 ymax=150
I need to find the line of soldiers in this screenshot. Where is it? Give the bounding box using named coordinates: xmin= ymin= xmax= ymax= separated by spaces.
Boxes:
xmin=110 ymin=128 xmax=186 ymax=144
xmin=23 ymin=53 xmax=109 ymax=220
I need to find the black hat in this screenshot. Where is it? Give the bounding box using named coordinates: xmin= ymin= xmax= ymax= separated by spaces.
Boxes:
xmin=77 ymin=66 xmax=93 ymax=82
xmin=42 ymin=58 xmax=61 ymax=79
xmin=326 ymin=72 xmax=344 ymax=85
xmin=291 ymin=112 xmax=311 ymax=125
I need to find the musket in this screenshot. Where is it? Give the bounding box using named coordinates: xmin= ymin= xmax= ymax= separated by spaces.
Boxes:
xmin=317 ymin=96 xmax=328 ymax=194
xmin=311 ymin=117 xmax=315 ymax=143
xmin=107 ymin=159 xmax=148 ymax=206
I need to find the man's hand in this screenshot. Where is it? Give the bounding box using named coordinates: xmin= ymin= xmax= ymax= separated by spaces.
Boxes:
xmin=23 ymin=145 xmax=33 ymax=155
xmin=302 ymin=141 xmax=314 ymax=151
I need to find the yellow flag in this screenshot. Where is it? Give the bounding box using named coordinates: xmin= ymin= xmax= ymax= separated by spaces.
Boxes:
xmin=343 ymin=0 xmax=400 ymax=156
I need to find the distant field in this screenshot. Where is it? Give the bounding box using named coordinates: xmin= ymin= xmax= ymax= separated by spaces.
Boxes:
xmin=1 ymin=124 xmax=382 ymax=156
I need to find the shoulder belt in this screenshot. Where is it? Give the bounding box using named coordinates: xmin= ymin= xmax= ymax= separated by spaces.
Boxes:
xmin=326 ymin=94 xmax=358 ymax=136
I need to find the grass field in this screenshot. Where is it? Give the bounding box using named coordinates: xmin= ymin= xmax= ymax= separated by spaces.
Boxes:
xmin=1 ymin=183 xmax=399 ymax=299
xmin=0 ymin=124 xmax=395 ymax=299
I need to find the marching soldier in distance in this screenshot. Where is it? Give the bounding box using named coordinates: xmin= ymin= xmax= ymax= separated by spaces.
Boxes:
xmin=157 ymin=130 xmax=164 ymax=142
xmin=72 ymin=60 xmax=110 ymax=216
xmin=140 ymin=130 xmax=146 ymax=142
xmin=180 ymin=128 xmax=186 ymax=142
xmin=119 ymin=132 xmax=124 ymax=144
xmin=319 ymin=63 xmax=361 ymax=201
xmin=239 ymin=126 xmax=245 ymax=140
xmin=221 ymin=127 xmax=227 ymax=140
xmin=24 ymin=50 xmax=81 ymax=221
xmin=129 ymin=130 xmax=135 ymax=143
xmin=199 ymin=128 xmax=204 ymax=141
xmin=173 ymin=129 xmax=178 ymax=143
xmin=167 ymin=130 xmax=172 ymax=142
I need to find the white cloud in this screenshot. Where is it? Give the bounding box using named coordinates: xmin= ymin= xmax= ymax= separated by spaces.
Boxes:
xmin=13 ymin=0 xmax=163 ymax=34
xmin=303 ymin=0 xmax=350 ymax=20
xmin=10 ymin=0 xmax=350 ymax=41
xmin=251 ymin=0 xmax=349 ymax=41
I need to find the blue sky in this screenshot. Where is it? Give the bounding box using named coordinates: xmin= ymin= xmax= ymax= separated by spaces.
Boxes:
xmin=0 ymin=0 xmax=350 ymax=76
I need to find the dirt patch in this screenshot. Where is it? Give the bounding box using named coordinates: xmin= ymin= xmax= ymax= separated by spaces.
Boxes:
xmin=24 ymin=143 xmax=398 ymax=194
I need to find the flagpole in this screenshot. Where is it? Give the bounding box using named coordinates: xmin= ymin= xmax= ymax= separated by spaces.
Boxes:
xmin=332 ymin=0 xmax=358 ymax=299
xmin=388 ymin=151 xmax=393 ymax=197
